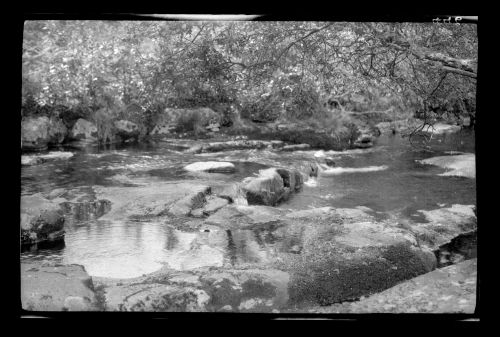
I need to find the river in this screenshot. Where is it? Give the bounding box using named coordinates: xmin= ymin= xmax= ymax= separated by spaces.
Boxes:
xmin=20 ymin=129 xmax=476 ymax=279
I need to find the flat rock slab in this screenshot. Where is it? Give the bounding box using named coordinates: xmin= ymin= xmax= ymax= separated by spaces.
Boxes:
xmin=93 ymin=182 xmax=211 ymax=220
xmin=21 ymin=151 xmax=74 ymax=166
xmin=411 ymin=204 xmax=477 ymax=250
xmin=281 ymin=144 xmax=311 ymax=151
xmin=184 ymin=161 xmax=236 ymax=173
xmin=313 ymin=259 xmax=477 ymax=313
xmin=418 ymin=153 xmax=475 ymax=178
xmin=21 ymin=263 xmax=99 ymax=311
xmin=100 ymin=267 xmax=289 ymax=312
xmin=424 ymin=123 xmax=462 ymax=134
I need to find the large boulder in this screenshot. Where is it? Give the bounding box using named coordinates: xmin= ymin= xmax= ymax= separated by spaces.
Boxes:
xmin=314 ymin=259 xmax=477 ymax=313
xmin=241 ymin=167 xmax=303 ymax=206
xmin=20 ymin=194 xmax=65 ymax=246
xmin=21 ymin=116 xmax=68 ymax=151
xmin=21 ymin=263 xmax=99 ymax=311
xmin=69 ymin=118 xmax=98 ymax=142
xmin=184 ymin=161 xmax=236 ymax=173
xmin=277 ymin=207 xmax=437 ymax=305
xmin=113 ymin=120 xmax=140 ymax=141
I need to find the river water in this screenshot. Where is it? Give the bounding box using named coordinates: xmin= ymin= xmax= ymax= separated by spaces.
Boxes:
xmin=20 ymin=130 xmax=476 ymax=279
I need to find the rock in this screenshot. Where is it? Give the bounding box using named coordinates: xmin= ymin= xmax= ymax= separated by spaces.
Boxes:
xmin=21 ymin=151 xmax=74 ymax=166
xmin=200 ymin=269 xmax=290 ymax=312
xmin=93 ymin=183 xmax=211 ymax=220
xmin=152 ymin=107 xmax=220 ymax=135
xmin=411 ymin=204 xmax=477 ymax=250
xmin=241 ymin=167 xmax=303 ymax=206
xmin=184 ymin=161 xmax=236 ymax=173
xmin=205 ymin=204 xmax=284 ymax=230
xmin=324 ymin=157 xmax=336 ymax=167
xmin=21 ymin=116 xmax=67 ymax=151
xmin=169 ymin=188 xmax=210 ymax=217
xmin=215 ymin=183 xmax=248 ymax=205
xmin=418 ymin=154 xmax=475 ymax=178
xmin=21 ymin=156 xmax=44 ymax=166
xmin=113 ymin=120 xmax=140 ymax=140
xmin=203 ymin=197 xmax=229 ymax=215
xmin=242 ymin=168 xmax=285 ymax=206
xmin=69 ymin=118 xmax=98 ymax=142
xmin=425 ymin=123 xmax=462 ymax=135
xmin=281 ymin=144 xmax=311 ymax=151
xmin=281 ymin=207 xmax=437 ymax=305
xmin=60 ymin=199 xmax=112 ymax=223
xmin=104 ymin=283 xmax=210 ymax=312
xmin=330 ymin=259 xmax=477 ymax=313
xmin=21 ymin=263 xmax=99 ymax=311
xmin=20 ymin=194 xmax=65 ymax=246
xmin=185 ymin=140 xmax=278 ymax=154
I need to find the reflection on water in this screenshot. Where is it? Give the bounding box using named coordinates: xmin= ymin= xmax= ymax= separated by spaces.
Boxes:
xmin=21 ymin=130 xmax=476 ymax=278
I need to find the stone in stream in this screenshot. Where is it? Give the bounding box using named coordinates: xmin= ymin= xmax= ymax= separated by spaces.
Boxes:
xmin=21 ymin=151 xmax=74 ymax=166
xmin=418 ymin=154 xmax=475 ymax=178
xmin=185 ymin=140 xmax=283 ymax=154
xmin=20 ymin=194 xmax=65 ymax=246
xmin=241 ymin=167 xmax=304 ymax=206
xmin=184 ymin=161 xmax=236 ymax=173
xmin=93 ymin=183 xmax=212 ymax=220
xmin=21 ymin=263 xmax=99 ymax=311
xmin=281 ymin=144 xmax=311 ymax=151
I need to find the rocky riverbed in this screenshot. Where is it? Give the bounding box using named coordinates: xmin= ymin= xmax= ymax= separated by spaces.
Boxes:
xmin=20 ymin=124 xmax=477 ymax=313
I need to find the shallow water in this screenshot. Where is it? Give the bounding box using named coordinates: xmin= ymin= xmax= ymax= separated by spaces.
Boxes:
xmin=20 ymin=129 xmax=476 ymax=278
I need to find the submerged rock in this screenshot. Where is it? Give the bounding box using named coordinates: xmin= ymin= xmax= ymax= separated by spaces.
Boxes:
xmin=20 ymin=194 xmax=65 ymax=246
xmin=418 ymin=154 xmax=475 ymax=178
xmin=21 ymin=263 xmax=99 ymax=311
xmin=184 ymin=161 xmax=236 ymax=173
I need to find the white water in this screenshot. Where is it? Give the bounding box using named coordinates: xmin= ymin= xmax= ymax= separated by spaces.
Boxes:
xmin=318 ymin=165 xmax=389 ymax=175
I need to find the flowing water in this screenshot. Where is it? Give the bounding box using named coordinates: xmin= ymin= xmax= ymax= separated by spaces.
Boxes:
xmin=20 ymin=129 xmax=476 ymax=278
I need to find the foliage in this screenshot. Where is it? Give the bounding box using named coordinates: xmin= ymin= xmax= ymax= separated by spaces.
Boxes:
xmin=22 ymin=20 xmax=477 ymax=136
